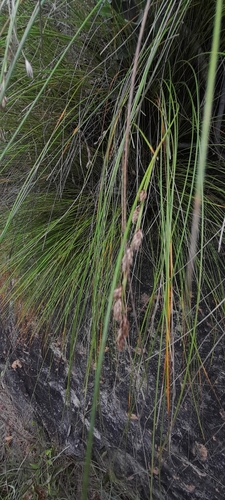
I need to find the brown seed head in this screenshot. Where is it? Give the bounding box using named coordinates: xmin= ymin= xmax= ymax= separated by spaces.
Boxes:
xmin=131 ymin=228 xmax=143 ymax=252
xmin=113 ymin=298 xmax=122 ymax=323
xmin=139 ymin=190 xmax=147 ymax=202
xmin=121 ymin=314 xmax=129 ymax=338
xmin=113 ymin=286 xmax=122 ymax=299
xmin=117 ymin=328 xmax=124 ymax=350
xmin=122 ymin=247 xmax=133 ymax=274
xmin=117 ymin=314 xmax=129 ymax=350
xmin=132 ymin=205 xmax=140 ymax=224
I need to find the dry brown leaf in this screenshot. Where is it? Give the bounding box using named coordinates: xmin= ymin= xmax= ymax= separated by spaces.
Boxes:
xmin=220 ymin=409 xmax=225 ymax=420
xmin=192 ymin=442 xmax=208 ymax=462
xmin=183 ymin=483 xmax=195 ymax=492
xmin=133 ymin=346 xmax=146 ymax=355
xmin=34 ymin=485 xmax=47 ymax=500
xmin=5 ymin=436 xmax=13 ymax=445
xmin=126 ymin=413 xmax=139 ymax=420
xmin=11 ymin=359 xmax=22 ymax=370
xmin=140 ymin=293 xmax=150 ymax=306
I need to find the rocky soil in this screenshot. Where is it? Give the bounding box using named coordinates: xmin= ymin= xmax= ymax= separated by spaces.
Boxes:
xmin=0 ymin=278 xmax=225 ymax=500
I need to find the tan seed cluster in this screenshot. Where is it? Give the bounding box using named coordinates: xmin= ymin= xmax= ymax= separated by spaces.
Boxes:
xmin=113 ymin=298 xmax=122 ymax=323
xmin=132 ymin=205 xmax=140 ymax=224
xmin=113 ymin=292 xmax=129 ymax=350
xmin=139 ymin=189 xmax=147 ymax=202
xmin=113 ymin=189 xmax=147 ymax=351
xmin=117 ymin=314 xmax=129 ymax=351
xmin=131 ymin=228 xmax=143 ymax=252
xmin=122 ymin=247 xmax=133 ymax=274
xmin=113 ymin=231 xmax=143 ymax=351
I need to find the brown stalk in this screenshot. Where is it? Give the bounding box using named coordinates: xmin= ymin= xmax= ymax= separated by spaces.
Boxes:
xmin=121 ymin=0 xmax=151 ymax=236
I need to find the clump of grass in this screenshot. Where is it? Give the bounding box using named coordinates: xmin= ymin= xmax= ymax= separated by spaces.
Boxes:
xmin=0 ymin=0 xmax=225 ymax=499
xmin=1 ymin=442 xmax=128 ymax=500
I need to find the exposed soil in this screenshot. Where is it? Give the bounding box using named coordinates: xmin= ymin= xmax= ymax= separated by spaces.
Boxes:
xmin=0 ymin=255 xmax=225 ymax=500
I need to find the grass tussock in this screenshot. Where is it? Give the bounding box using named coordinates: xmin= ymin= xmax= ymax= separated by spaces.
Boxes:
xmin=0 ymin=0 xmax=225 ymax=498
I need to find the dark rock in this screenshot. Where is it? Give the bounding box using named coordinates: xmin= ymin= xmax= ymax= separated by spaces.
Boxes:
xmin=0 ymin=305 xmax=225 ymax=499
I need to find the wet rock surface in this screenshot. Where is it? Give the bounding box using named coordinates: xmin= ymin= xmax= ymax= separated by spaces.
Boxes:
xmin=0 ymin=297 xmax=225 ymax=500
